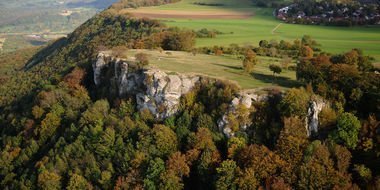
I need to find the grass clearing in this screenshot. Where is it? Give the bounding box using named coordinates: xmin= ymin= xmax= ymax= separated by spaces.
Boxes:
xmin=124 ymin=49 xmax=300 ymax=89
xmin=123 ymin=0 xmax=380 ymax=60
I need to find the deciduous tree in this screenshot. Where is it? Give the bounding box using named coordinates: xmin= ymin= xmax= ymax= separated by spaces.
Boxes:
xmin=329 ymin=112 xmax=361 ymax=149
xmin=242 ymin=49 xmax=257 ymax=73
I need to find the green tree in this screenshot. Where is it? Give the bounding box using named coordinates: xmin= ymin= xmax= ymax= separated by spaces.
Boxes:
xmin=94 ymin=127 xmax=116 ymax=158
xmin=278 ymin=88 xmax=310 ymax=117
xmin=354 ymin=164 xmax=372 ymax=183
xmin=153 ymin=125 xmax=178 ymax=157
xmin=144 ymin=158 xmax=166 ymax=189
xmin=297 ymin=141 xmax=353 ymax=189
xmin=298 ymin=141 xmax=334 ymax=189
xmin=37 ymin=170 xmax=61 ymax=190
xmin=67 ymin=173 xmax=91 ymax=190
xmin=227 ymin=137 xmax=246 ymax=159
xmin=159 ymin=170 xmax=184 ymax=190
xmin=329 ymin=112 xmax=361 ymax=149
xmin=269 ymin=64 xmax=282 ymax=78
xmin=162 ymin=29 xmax=196 ymax=51
xmin=37 ymin=112 xmax=61 ymax=142
xmin=80 ymin=100 xmax=110 ymax=127
xmin=259 ymin=40 xmax=269 ymax=48
xmin=215 ymin=160 xmax=238 ymax=190
xmin=301 ymin=35 xmax=318 ymax=47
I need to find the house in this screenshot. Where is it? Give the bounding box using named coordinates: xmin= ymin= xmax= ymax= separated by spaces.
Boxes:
xmin=278 ymin=6 xmax=290 ymax=14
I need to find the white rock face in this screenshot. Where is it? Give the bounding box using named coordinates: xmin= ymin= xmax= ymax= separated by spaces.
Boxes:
xmin=115 ymin=59 xmax=129 ymax=96
xmin=93 ymin=53 xmax=109 ymax=86
xmin=218 ymin=92 xmax=267 ymax=137
xmin=93 ymin=53 xmax=200 ymax=119
xmin=138 ymin=69 xmax=200 ymax=119
xmin=306 ymin=98 xmax=326 ymax=136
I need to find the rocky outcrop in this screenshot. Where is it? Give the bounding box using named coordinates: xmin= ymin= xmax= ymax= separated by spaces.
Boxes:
xmin=218 ymin=92 xmax=267 ymax=137
xmin=306 ymin=98 xmax=326 ymax=136
xmin=93 ymin=52 xmax=200 ymax=119
xmin=93 ymin=53 xmax=109 ymax=86
xmin=136 ymin=70 xmax=200 ymax=119
xmin=93 ymin=52 xmax=327 ymax=137
xmin=218 ymin=93 xmax=327 ymax=138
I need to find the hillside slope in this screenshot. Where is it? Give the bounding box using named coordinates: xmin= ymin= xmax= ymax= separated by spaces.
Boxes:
xmin=0 ymin=0 xmax=379 ymax=189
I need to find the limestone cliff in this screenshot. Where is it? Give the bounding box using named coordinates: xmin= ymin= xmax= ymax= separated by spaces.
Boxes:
xmin=93 ymin=52 xmax=327 ymax=137
xmin=93 ymin=52 xmax=200 ymax=119
xmin=218 ymin=93 xmax=327 ymax=138
xmin=306 ymin=97 xmax=326 ymax=136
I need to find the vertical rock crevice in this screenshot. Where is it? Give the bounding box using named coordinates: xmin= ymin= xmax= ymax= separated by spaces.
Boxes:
xmin=306 ymin=97 xmax=326 ymax=136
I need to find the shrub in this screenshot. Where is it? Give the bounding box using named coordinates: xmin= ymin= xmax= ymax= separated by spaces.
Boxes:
xmin=135 ymin=53 xmax=149 ymax=69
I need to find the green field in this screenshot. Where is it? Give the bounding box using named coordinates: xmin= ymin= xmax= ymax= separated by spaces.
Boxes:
xmin=129 ymin=0 xmax=380 ymax=61
xmin=124 ymin=49 xmax=299 ymax=89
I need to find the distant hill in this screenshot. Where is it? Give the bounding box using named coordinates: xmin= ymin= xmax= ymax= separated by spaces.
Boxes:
xmin=67 ymin=0 xmax=119 ymax=9
xmin=0 ymin=0 xmax=118 ymax=53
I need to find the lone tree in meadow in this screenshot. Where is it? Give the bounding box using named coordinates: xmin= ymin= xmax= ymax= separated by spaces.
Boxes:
xmin=242 ymin=49 xmax=257 ymax=73
xmin=269 ymin=64 xmax=282 ymax=78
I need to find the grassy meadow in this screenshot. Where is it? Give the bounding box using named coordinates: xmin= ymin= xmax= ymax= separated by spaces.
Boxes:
xmin=127 ymin=0 xmax=380 ymax=61
xmin=125 ymin=49 xmax=300 ymax=89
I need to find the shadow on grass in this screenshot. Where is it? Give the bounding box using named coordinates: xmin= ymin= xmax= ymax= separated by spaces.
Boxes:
xmin=212 ymin=63 xmax=242 ymax=70
xmin=251 ymin=72 xmax=302 ymax=88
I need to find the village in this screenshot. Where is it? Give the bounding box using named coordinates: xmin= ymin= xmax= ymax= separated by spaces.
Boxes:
xmin=277 ymin=1 xmax=380 ymax=26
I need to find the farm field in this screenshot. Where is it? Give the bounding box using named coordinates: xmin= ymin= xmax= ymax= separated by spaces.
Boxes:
xmin=124 ymin=49 xmax=300 ymax=89
xmin=126 ymin=0 xmax=380 ymax=61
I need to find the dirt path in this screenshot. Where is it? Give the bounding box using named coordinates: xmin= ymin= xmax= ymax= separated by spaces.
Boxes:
xmin=271 ymin=23 xmax=282 ymax=34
